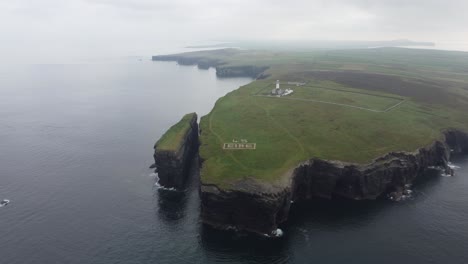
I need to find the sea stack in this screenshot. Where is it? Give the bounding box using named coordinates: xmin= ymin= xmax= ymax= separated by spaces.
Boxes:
xmin=153 ymin=113 xmax=199 ymax=189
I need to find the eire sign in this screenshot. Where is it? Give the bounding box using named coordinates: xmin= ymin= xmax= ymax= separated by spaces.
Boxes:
xmin=223 ymin=143 xmax=256 ymax=150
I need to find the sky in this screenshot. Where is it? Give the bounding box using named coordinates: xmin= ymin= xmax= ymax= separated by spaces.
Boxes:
xmin=1 ymin=0 xmax=467 ymax=63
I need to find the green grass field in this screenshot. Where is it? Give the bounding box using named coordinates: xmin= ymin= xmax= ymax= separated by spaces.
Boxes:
xmin=256 ymin=81 xmax=404 ymax=112
xmin=155 ymin=113 xmax=196 ymax=151
xmin=159 ymin=48 xmax=468 ymax=188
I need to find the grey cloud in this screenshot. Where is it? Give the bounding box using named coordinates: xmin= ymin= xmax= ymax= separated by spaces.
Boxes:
xmin=0 ymin=0 xmax=466 ymax=63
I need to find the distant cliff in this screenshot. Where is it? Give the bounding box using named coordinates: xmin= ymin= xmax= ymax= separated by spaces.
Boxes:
xmin=153 ymin=113 xmax=199 ymax=189
xmin=199 ymin=130 xmax=468 ymax=236
xmin=152 ymin=55 xmax=269 ymax=79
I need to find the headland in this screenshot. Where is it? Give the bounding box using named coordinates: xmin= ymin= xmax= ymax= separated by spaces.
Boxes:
xmin=152 ymin=48 xmax=468 ymax=236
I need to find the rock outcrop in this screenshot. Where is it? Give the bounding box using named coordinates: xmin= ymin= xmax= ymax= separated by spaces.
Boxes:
xmin=153 ymin=113 xmax=199 ymax=189
xmin=200 ymin=130 xmax=468 ymax=236
xmin=215 ymin=65 xmax=269 ymax=79
xmin=152 ymin=55 xmax=269 ymax=79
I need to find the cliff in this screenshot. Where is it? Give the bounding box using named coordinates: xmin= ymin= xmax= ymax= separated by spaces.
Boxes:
xmin=153 ymin=113 xmax=199 ymax=189
xmin=200 ymin=130 xmax=468 ymax=237
xmin=152 ymin=55 xmax=269 ymax=79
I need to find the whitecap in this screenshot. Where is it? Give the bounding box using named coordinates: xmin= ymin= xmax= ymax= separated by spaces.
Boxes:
xmin=154 ymin=182 xmax=176 ymax=191
xmin=448 ymin=162 xmax=461 ymax=170
xmin=152 ymin=173 xmax=177 ymax=191
xmin=271 ymin=228 xmax=284 ymax=238
xmin=403 ymin=189 xmax=413 ymax=195
xmin=0 ymin=199 xmax=10 ymax=207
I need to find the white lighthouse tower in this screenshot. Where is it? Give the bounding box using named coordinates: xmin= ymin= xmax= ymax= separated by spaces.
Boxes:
xmin=271 ymin=80 xmax=284 ymax=96
xmin=275 ymin=80 xmax=281 ymax=95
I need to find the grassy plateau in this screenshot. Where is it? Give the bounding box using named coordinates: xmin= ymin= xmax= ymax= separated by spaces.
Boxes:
xmin=155 ymin=113 xmax=196 ymax=152
xmin=157 ymin=48 xmax=468 ymax=188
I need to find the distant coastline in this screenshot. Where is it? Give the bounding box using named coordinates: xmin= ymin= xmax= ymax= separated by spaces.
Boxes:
xmin=184 ymin=39 xmax=435 ymax=51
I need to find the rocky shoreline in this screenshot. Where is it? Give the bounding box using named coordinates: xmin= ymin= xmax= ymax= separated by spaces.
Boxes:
xmin=199 ymin=130 xmax=468 ymax=237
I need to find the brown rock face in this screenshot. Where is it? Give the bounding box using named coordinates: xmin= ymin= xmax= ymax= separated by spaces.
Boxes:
xmin=154 ymin=115 xmax=199 ymax=189
xmin=200 ymin=130 xmax=468 ymax=236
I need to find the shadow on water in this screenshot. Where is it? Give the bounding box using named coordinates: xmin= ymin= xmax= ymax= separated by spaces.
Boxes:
xmin=154 ymin=157 xmax=200 ymax=224
xmin=156 ymin=189 xmax=189 ymax=222
xmin=412 ymin=168 xmax=444 ymax=190
xmin=287 ymin=168 xmax=444 ymax=228
xmin=286 ymin=197 xmax=387 ymax=232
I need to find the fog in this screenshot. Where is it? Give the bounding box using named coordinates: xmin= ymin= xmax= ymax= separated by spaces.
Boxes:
xmin=1 ymin=0 xmax=467 ymax=63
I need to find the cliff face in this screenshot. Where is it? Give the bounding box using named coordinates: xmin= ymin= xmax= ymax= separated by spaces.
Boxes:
xmin=200 ymin=181 xmax=291 ymax=236
xmin=152 ymin=55 xmax=269 ymax=79
xmin=200 ymin=130 xmax=468 ymax=236
xmin=215 ymin=65 xmax=269 ymax=78
xmin=154 ymin=114 xmax=199 ymax=189
xmin=292 ymin=140 xmax=451 ymax=201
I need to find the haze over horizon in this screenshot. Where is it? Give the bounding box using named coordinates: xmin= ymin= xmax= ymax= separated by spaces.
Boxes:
xmin=1 ymin=0 xmax=468 ymax=63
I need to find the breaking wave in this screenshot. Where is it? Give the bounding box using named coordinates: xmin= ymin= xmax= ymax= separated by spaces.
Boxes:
xmin=150 ymin=172 xmax=177 ymax=191
xmin=448 ymin=162 xmax=461 ymax=170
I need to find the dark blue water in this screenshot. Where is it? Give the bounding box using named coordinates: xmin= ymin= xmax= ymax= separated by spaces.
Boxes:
xmin=1 ymin=60 xmax=467 ymax=264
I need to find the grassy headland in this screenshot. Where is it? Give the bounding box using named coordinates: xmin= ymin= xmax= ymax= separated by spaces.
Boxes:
xmin=155 ymin=113 xmax=197 ymax=151
xmin=154 ymin=48 xmax=468 ymax=188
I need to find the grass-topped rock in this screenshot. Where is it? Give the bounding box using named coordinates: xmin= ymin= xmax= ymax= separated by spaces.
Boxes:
xmin=153 ymin=113 xmax=199 ymax=189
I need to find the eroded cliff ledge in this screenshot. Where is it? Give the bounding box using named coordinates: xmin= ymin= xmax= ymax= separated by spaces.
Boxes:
xmin=153 ymin=113 xmax=199 ymax=189
xmin=200 ymin=130 xmax=468 ymax=237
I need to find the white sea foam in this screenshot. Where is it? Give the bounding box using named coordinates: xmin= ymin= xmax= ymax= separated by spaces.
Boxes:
xmin=448 ymin=162 xmax=461 ymax=170
xmin=262 ymin=228 xmax=285 ymax=238
xmin=403 ymin=189 xmax=413 ymax=195
xmin=388 ymin=188 xmax=413 ymax=202
xmin=441 ymin=172 xmax=453 ymax=177
xmin=151 ymin=173 xmax=177 ymax=191
xmin=272 ymin=228 xmax=284 ymax=237
xmin=154 ymin=181 xmax=176 ymax=191
xmin=0 ymin=199 xmax=10 ymax=207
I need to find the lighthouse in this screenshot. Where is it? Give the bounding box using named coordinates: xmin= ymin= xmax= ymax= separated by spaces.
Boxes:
xmin=271 ymin=80 xmax=284 ymax=96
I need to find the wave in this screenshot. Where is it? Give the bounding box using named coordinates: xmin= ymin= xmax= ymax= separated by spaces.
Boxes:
xmin=448 ymin=162 xmax=461 ymax=170
xmin=150 ymin=172 xmax=178 ymax=191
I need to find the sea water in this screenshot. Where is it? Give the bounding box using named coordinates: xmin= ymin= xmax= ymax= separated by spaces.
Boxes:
xmin=1 ymin=59 xmax=468 ymax=264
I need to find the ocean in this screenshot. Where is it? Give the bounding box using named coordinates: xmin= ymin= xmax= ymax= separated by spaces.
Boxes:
xmin=0 ymin=59 xmax=467 ymax=264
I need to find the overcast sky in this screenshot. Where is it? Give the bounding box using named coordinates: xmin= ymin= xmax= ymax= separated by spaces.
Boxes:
xmin=1 ymin=0 xmax=467 ymax=63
